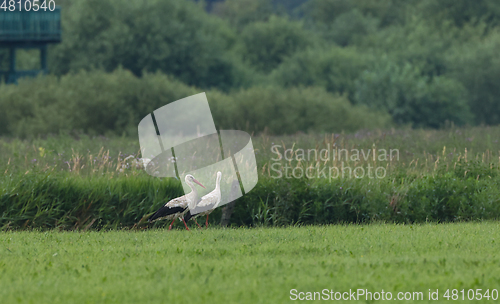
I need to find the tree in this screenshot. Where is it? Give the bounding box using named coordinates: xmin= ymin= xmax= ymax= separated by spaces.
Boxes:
xmin=239 ymin=16 xmax=313 ymax=73
xmin=212 ymin=0 xmax=274 ymax=30
xmin=418 ymin=0 xmax=500 ymax=27
xmin=446 ymin=30 xmax=500 ymax=125
xmin=49 ymin=0 xmax=247 ymax=90
xmin=271 ymin=46 xmax=372 ymax=98
xmin=354 ymin=59 xmax=472 ymax=128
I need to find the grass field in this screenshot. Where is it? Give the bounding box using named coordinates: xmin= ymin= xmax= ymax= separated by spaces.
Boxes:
xmin=1 ymin=223 xmax=499 ymax=303
xmin=1 ymin=128 xmax=500 ymax=302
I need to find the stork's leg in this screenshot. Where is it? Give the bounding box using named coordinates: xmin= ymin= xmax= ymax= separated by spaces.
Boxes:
xmin=194 ymin=219 xmax=202 ymax=229
xmin=181 ymin=218 xmax=190 ymax=231
xmin=168 ymin=218 xmax=175 ymax=230
xmin=205 ymin=214 xmax=209 ymax=228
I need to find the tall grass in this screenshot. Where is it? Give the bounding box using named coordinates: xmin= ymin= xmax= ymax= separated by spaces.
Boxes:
xmin=0 ymin=171 xmax=184 ymax=230
xmin=1 ymin=126 xmax=500 ymax=230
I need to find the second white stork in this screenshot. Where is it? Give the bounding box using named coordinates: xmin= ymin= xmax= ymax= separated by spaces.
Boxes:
xmin=184 ymin=171 xmax=222 ymax=228
xmin=148 ymin=174 xmax=205 ymax=230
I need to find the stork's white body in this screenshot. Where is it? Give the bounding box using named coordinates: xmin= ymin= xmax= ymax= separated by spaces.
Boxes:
xmin=148 ymin=174 xmax=205 ymax=230
xmin=186 ymin=172 xmax=222 ymax=227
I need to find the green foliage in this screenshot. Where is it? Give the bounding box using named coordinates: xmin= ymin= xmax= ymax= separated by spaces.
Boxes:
xmin=450 ymin=160 xmax=499 ymax=180
xmin=358 ymin=17 xmax=483 ymax=78
xmin=323 ymin=9 xmax=379 ymax=46
xmin=306 ymin=0 xmax=411 ymax=32
xmin=417 ymin=0 xmax=500 ymax=27
xmin=4 ymin=0 xmax=500 ymax=131
xmin=401 ymin=173 xmax=499 ymax=222
xmin=2 ymin=127 xmax=500 ymax=229
xmin=234 ymin=168 xmax=500 ymax=227
xmin=49 ymin=0 xmax=246 ymax=90
xmin=446 ymin=30 xmax=500 ymax=125
xmin=0 ymin=171 xmax=183 ymax=230
xmin=212 ymin=0 xmax=274 ymax=30
xmin=271 ymin=46 xmax=372 ymax=98
xmin=353 ymin=0 xmax=413 ymax=27
xmin=300 ymin=0 xmax=500 ymax=129
xmin=307 ymin=0 xmax=354 ymax=24
xmin=0 ymin=70 xmax=388 ymax=137
xmin=0 ymin=69 xmax=197 ymax=137
xmin=2 ymin=165 xmax=500 ymax=230
xmin=239 ymin=16 xmax=313 ymax=73
xmin=209 ymin=86 xmax=391 ymax=135
xmin=354 ymin=59 xmax=472 ymax=128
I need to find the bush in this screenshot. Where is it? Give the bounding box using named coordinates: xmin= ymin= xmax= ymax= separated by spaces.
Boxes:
xmin=49 ymin=0 xmax=248 ymax=90
xmin=238 ymin=16 xmax=314 ymax=73
xmin=212 ymin=0 xmax=274 ymax=30
xmin=0 ymin=69 xmax=197 ymax=137
xmin=307 ymin=0 xmax=354 ymax=25
xmin=417 ymin=0 xmax=500 ymax=27
xmin=270 ymin=46 xmax=372 ymax=98
xmin=445 ymin=30 xmax=500 ymax=125
xmin=324 ymin=9 xmax=379 ymax=46
xmin=354 ymin=59 xmax=472 ymax=128
xmin=3 ymin=166 xmax=500 ymax=230
xmin=401 ymin=173 xmax=499 ymax=222
xmin=0 ymin=171 xmax=184 ymax=230
xmin=307 ymin=0 xmax=410 ymax=28
xmin=209 ymin=86 xmax=392 ymax=135
xmin=0 ymin=70 xmax=391 ymax=138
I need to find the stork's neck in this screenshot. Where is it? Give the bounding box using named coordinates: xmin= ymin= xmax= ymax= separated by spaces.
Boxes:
xmin=186 ymin=181 xmax=200 ymax=209
xmin=213 ymin=176 xmax=222 ymax=208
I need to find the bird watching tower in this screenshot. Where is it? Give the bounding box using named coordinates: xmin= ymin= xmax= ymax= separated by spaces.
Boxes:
xmin=0 ymin=1 xmax=61 ymax=84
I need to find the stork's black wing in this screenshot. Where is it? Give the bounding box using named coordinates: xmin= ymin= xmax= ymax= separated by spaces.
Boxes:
xmin=184 ymin=210 xmax=193 ymax=222
xmin=148 ymin=205 xmax=186 ymax=222
xmin=184 ymin=203 xmax=215 ymax=222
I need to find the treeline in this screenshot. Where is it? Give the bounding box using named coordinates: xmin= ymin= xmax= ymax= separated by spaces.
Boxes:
xmin=0 ymin=70 xmax=389 ymax=137
xmin=1 ymin=0 xmax=500 ymax=133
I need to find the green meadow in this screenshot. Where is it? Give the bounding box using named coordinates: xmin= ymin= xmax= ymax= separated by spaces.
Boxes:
xmin=1 ymin=129 xmax=499 ymax=303
xmin=1 ymin=223 xmax=499 ymax=304
xmin=2 ymin=0 xmax=500 ymax=302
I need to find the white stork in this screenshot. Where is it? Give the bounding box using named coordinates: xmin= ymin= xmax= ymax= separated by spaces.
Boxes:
xmin=184 ymin=171 xmax=222 ymax=228
xmin=148 ymin=174 xmax=205 ymax=230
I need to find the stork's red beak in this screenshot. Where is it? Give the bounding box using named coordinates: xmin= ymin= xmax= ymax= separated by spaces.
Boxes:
xmin=193 ymin=178 xmax=205 ymax=188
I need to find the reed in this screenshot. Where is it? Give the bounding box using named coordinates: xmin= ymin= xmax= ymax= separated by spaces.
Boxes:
xmin=2 ymin=126 xmax=500 ymax=230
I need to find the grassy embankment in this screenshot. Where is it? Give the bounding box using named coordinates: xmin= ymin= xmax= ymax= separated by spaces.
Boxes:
xmin=2 ymin=126 xmax=500 ymax=229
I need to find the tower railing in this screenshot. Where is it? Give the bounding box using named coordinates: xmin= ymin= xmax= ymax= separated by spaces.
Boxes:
xmin=0 ymin=7 xmax=61 ymax=43
xmin=0 ymin=7 xmax=61 ymax=83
